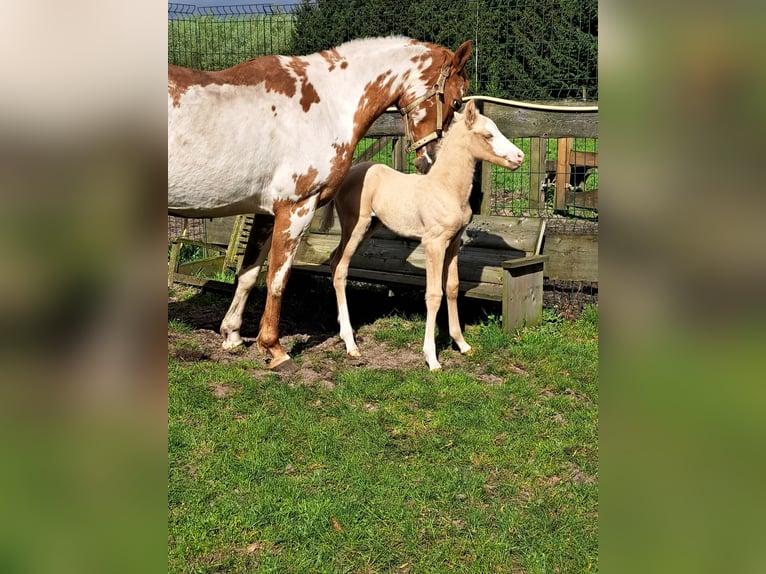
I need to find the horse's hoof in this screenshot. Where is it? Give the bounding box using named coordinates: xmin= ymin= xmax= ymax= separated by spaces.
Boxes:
xmin=461 ymin=347 xmax=474 ymax=356
xmin=270 ymin=357 xmax=299 ymax=373
xmin=348 ymin=349 xmax=362 ymax=357
xmin=221 ymin=338 xmax=243 ymax=351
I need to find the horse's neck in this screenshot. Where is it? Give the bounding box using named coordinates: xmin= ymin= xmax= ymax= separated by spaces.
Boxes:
xmin=428 ymin=133 xmax=477 ymax=205
xmin=334 ymin=42 xmax=425 ymax=137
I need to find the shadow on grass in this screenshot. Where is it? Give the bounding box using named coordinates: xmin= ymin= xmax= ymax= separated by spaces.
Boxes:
xmin=168 ymin=273 xmax=504 ymax=358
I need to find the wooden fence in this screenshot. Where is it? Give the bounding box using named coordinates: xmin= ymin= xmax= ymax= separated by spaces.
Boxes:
xmin=169 ymin=97 xmax=598 ymax=289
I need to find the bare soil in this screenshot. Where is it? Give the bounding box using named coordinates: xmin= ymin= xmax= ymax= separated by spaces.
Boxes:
xmin=168 ymin=274 xmax=594 ymax=383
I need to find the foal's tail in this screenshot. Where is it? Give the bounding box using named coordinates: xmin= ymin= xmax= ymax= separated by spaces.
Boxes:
xmin=318 ymin=201 xmax=336 ymax=233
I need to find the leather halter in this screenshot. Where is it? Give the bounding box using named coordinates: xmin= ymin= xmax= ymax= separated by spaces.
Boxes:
xmin=400 ymin=66 xmax=450 ymax=153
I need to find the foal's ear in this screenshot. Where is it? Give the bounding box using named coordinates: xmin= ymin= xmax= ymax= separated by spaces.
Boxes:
xmin=452 ymin=40 xmax=472 ymax=73
xmin=464 ymin=99 xmax=477 ymax=127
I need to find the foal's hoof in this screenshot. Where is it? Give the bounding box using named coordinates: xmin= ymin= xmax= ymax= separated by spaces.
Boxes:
xmin=461 ymin=347 xmax=474 ymax=356
xmin=270 ymin=357 xmax=299 ymax=374
xmin=347 ymin=349 xmax=362 ymax=358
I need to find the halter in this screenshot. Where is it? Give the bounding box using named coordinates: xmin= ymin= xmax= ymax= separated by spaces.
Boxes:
xmin=400 ymin=65 xmax=450 ymax=154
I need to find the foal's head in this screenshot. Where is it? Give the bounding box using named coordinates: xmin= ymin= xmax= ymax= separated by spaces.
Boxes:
xmin=456 ymin=99 xmax=525 ymax=170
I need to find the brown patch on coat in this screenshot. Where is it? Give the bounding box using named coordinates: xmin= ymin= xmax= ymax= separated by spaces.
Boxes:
xmin=292 ymin=166 xmax=319 ymax=197
xmin=287 ymin=57 xmax=321 ymax=112
xmin=168 ymin=57 xmax=299 ymax=107
xmin=320 ymin=48 xmax=348 ymax=71
xmin=351 ymin=71 xmax=398 ymax=142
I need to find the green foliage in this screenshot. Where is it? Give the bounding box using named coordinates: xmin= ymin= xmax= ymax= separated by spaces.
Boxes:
xmin=168 ymin=13 xmax=295 ymax=70
xmin=168 ymin=0 xmax=597 ymax=101
xmin=291 ymin=0 xmax=598 ymax=101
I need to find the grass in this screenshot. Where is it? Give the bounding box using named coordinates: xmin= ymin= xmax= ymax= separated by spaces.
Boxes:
xmin=168 ymin=304 xmax=598 ymax=573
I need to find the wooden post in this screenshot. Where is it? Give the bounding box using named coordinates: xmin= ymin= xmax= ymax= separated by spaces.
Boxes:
xmin=392 ymin=136 xmax=407 ymax=172
xmin=479 ymin=160 xmax=493 ymax=215
xmin=554 ymin=137 xmax=573 ymax=213
xmin=502 ymin=256 xmax=547 ymax=333
xmin=529 ymin=137 xmax=546 ymax=215
xmin=168 ymin=239 xmax=182 ymax=288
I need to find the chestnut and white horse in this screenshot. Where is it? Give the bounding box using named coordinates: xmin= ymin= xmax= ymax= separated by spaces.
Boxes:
xmin=169 ymin=36 xmax=472 ymax=371
xmin=323 ymin=100 xmax=524 ymax=370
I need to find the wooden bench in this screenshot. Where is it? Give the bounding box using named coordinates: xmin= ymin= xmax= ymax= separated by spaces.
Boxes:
xmin=169 ymin=210 xmax=549 ymax=332
xmin=292 ymin=212 xmax=548 ymax=332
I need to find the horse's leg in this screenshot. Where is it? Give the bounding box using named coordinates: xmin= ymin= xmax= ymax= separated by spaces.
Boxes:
xmin=257 ymin=196 xmax=319 ymax=371
xmin=423 ymin=238 xmax=448 ymax=371
xmin=331 ymin=213 xmax=376 ymax=357
xmin=443 ymin=234 xmax=472 ymax=355
xmin=220 ymin=214 xmax=274 ymax=350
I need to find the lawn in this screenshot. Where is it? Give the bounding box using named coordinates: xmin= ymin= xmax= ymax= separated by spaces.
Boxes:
xmin=168 ymin=283 xmax=598 ymax=573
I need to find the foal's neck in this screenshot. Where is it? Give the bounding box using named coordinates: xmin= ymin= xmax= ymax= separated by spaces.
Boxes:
xmin=427 ymin=132 xmax=478 ymax=206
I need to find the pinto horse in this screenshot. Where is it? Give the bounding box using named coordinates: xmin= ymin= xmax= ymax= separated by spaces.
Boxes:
xmin=168 ymin=36 xmax=472 ymax=371
xmin=323 ymin=100 xmax=524 ymax=370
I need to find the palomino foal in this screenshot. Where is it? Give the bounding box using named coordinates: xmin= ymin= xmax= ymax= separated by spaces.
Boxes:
xmin=326 ymin=99 xmax=524 ymax=370
xmin=169 ymin=37 xmax=472 ymax=371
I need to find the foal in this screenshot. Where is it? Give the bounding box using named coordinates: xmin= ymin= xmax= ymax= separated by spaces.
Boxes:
xmin=325 ymin=100 xmax=525 ymax=370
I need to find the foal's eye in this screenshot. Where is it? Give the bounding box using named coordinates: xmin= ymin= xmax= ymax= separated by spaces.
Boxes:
xmin=452 ymin=99 xmax=462 ymax=111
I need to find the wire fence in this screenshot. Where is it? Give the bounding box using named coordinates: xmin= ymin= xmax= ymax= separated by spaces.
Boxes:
xmin=168 ymin=1 xmax=597 ymax=102
xmin=167 ymin=1 xmax=598 ymax=313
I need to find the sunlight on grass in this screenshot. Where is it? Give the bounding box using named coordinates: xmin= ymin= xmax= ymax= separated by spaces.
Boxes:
xmin=168 ymin=306 xmax=598 ymax=573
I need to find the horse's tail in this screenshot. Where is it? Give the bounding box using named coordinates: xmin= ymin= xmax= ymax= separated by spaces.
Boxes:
xmin=319 ymin=200 xmax=336 ymax=233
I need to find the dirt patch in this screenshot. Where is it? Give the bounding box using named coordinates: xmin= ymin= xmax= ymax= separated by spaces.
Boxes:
xmin=168 ymin=275 xmax=593 ymax=381
xmin=168 ymin=280 xmax=486 ymax=380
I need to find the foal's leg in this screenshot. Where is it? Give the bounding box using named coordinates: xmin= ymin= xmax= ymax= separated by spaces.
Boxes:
xmin=220 ymin=214 xmax=274 ymax=350
xmin=257 ymin=196 xmax=319 ymax=371
xmin=422 ymin=238 xmax=448 ymax=371
xmin=331 ymin=211 xmax=376 ymax=357
xmin=443 ymin=234 xmax=472 ymax=355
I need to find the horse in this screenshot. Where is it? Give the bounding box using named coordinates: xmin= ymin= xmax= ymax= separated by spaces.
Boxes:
xmin=168 ymin=36 xmax=473 ymax=371
xmin=323 ymin=99 xmax=524 ymax=370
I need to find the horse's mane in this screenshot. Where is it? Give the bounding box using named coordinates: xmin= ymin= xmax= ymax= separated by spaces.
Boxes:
xmin=335 ymin=35 xmax=414 ymax=50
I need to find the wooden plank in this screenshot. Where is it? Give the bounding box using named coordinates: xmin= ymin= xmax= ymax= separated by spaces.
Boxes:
xmin=297 ymin=232 xmax=517 ymax=287
xmin=177 ymin=255 xmax=226 ymax=277
xmin=480 ymin=102 xmax=598 ymax=138
xmin=542 ymin=230 xmax=598 ymax=282
xmin=203 ymin=216 xmax=238 ymax=246
xmin=291 ymin=262 xmax=506 ymax=301
xmin=565 ymin=188 xmax=599 ymax=210
xmin=365 ymin=112 xmax=406 ymax=136
xmin=169 ymin=273 xmax=235 ymax=293
xmin=364 ymin=103 xmax=598 ymax=140
xmin=479 ymin=160 xmax=493 ymax=215
xmin=569 ymin=149 xmax=598 ymax=168
xmin=392 ymin=136 xmax=407 ymax=172
xmin=555 ymin=138 xmax=573 ymax=212
xmin=308 ymin=214 xmax=544 ymax=254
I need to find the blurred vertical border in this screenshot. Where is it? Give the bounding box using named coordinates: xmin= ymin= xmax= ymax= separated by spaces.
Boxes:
xmin=601 ymin=1 xmax=766 ymax=573
xmin=0 ymin=1 xmax=168 ymax=573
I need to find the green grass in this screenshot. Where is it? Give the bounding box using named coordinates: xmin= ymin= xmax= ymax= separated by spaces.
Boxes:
xmin=168 ymin=305 xmax=598 ymax=573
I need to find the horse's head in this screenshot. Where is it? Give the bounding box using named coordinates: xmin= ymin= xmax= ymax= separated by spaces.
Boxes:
xmin=460 ymin=99 xmax=525 ymax=170
xmin=400 ymin=40 xmax=473 ymax=174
